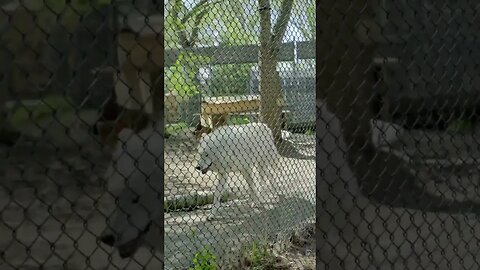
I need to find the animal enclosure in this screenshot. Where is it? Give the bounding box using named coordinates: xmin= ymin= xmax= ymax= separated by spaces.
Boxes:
xmin=0 ymin=0 xmax=315 ymax=269
xmin=163 ymin=0 xmax=316 ymax=268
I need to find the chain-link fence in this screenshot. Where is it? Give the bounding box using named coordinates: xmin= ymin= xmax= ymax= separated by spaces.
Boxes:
xmin=318 ymin=0 xmax=480 ymax=269
xmin=164 ymin=0 xmax=315 ymax=268
xmin=0 ymin=1 xmax=166 ymax=269
xmin=0 ymin=0 xmax=315 ymax=269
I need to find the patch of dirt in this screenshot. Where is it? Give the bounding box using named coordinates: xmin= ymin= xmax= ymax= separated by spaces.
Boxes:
xmin=278 ymin=224 xmax=315 ymax=270
xmin=232 ymin=224 xmax=315 ymax=270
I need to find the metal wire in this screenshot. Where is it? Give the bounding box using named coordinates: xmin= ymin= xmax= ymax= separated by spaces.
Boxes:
xmin=0 ymin=0 xmax=314 ymax=269
xmin=164 ymin=0 xmax=315 ymax=268
xmin=317 ymin=0 xmax=480 ymax=269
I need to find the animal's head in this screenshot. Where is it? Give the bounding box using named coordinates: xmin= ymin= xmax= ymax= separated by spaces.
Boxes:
xmin=195 ymin=133 xmax=216 ymax=174
xmin=100 ymin=177 xmax=162 ymax=258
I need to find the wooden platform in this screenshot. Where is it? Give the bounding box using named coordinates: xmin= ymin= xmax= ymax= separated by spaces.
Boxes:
xmin=200 ymin=95 xmax=260 ymax=128
xmin=200 ymin=95 xmax=290 ymax=129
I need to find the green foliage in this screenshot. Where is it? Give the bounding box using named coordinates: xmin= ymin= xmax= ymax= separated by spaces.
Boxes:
xmin=304 ymin=128 xmax=315 ymax=136
xmin=247 ymin=242 xmax=276 ymax=270
xmin=166 ymin=51 xmax=211 ymax=97
xmin=165 ymin=0 xmax=259 ymax=97
xmin=290 ymin=0 xmax=315 ymax=40
xmin=189 ymin=247 xmax=218 ymax=270
xmin=228 ymin=116 xmax=251 ymax=125
xmin=165 ymin=0 xmax=221 ymax=48
xmin=209 ymin=64 xmax=254 ymax=95
xmin=165 ymin=122 xmax=188 ymax=136
xmin=207 ymin=2 xmax=258 ymax=95
xmin=217 ymin=2 xmax=258 ymax=45
xmin=165 ymin=0 xmax=221 ymax=97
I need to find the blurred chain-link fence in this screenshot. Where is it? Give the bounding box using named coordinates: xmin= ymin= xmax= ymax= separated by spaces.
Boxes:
xmin=164 ymin=0 xmax=315 ymax=268
xmin=0 ymin=0 xmax=314 ymax=269
xmin=0 ymin=0 xmax=167 ymax=269
xmin=318 ymin=0 xmax=480 ymax=269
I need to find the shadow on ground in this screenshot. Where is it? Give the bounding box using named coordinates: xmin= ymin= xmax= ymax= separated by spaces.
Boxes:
xmin=165 ymin=196 xmax=315 ymax=269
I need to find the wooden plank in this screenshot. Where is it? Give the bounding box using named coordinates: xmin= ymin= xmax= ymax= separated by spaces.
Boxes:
xmin=201 ymin=95 xmax=260 ymax=114
xmin=201 ymin=100 xmax=261 ymax=115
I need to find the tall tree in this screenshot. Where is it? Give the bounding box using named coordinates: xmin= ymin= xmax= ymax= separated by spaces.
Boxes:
xmin=165 ymin=0 xmax=220 ymax=98
xmin=258 ymin=0 xmax=294 ymax=144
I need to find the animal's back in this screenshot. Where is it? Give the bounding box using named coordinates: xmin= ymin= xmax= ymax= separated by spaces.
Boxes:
xmin=202 ymin=123 xmax=279 ymax=170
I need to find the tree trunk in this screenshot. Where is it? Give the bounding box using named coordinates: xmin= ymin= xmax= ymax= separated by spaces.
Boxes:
xmin=258 ymin=47 xmax=284 ymax=143
xmin=258 ymin=0 xmax=287 ymax=144
xmin=317 ymin=0 xmax=480 ymax=214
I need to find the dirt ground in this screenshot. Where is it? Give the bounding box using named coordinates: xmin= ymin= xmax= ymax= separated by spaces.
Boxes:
xmin=0 ymin=113 xmax=316 ymax=269
xmin=5 ymin=108 xmax=480 ymax=269
xmin=164 ymin=131 xmax=316 ymax=269
xmin=282 ymin=225 xmax=315 ymax=270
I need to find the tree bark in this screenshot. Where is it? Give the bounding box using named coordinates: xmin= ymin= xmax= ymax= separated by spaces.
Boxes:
xmin=317 ymin=0 xmax=480 ymax=214
xmin=258 ymin=0 xmax=293 ymax=144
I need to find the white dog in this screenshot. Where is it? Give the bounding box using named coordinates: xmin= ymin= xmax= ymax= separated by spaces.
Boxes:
xmin=99 ymin=121 xmax=163 ymax=258
xmin=195 ymin=123 xmax=284 ymax=220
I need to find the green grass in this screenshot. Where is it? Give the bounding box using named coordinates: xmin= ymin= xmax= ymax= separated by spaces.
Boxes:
xmin=189 ymin=247 xmax=218 ymax=270
xmin=165 ymin=122 xmax=188 ymax=136
xmin=247 ymin=242 xmax=277 ymax=270
xmin=304 ymin=128 xmax=315 ymax=136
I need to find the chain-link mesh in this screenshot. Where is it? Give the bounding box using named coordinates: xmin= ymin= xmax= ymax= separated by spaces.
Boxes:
xmin=0 ymin=0 xmax=315 ymax=269
xmin=164 ymin=0 xmax=315 ymax=268
xmin=318 ymin=0 xmax=480 ymax=269
xmin=0 ymin=0 xmax=165 ymax=269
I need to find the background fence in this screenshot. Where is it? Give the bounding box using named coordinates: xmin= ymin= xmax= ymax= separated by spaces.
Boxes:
xmin=318 ymin=0 xmax=480 ymax=269
xmin=0 ymin=0 xmax=315 ymax=270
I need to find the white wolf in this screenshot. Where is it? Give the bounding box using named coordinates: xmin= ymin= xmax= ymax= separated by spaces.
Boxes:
xmin=195 ymin=123 xmax=284 ymax=220
xmin=99 ymin=122 xmax=163 ymax=259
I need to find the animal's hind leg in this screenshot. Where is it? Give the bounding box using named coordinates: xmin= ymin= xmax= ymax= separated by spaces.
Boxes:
xmin=241 ymin=168 xmax=263 ymax=210
xmin=208 ymin=172 xmax=227 ymax=221
xmin=258 ymin=159 xmax=285 ymax=201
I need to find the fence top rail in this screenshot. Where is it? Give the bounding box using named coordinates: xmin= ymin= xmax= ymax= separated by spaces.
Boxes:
xmin=163 ymin=41 xmax=315 ymax=66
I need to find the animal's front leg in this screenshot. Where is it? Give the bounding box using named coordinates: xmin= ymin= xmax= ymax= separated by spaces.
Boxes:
xmin=207 ymin=172 xmax=227 ymax=221
xmin=242 ymin=168 xmax=263 ymax=210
